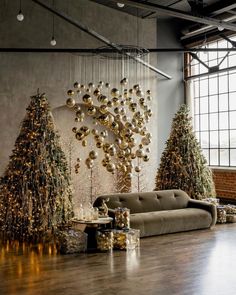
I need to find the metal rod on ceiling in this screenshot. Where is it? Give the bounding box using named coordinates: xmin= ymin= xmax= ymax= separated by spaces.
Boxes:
xmin=31 ymin=0 xmax=171 ymax=79
xmin=1 ymin=48 xmax=236 ymax=52
xmin=109 ymin=0 xmax=236 ymax=32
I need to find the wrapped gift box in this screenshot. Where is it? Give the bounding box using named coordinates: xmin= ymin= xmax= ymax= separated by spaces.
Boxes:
xmin=55 ymin=229 xmax=87 ymax=254
xmin=226 ymin=214 xmax=236 ymax=223
xmin=216 ymin=206 xmax=227 ymax=224
xmin=113 ymin=228 xmax=140 ymax=250
xmin=96 ymin=230 xmax=113 ymax=251
xmin=114 ymin=207 xmax=130 ymax=229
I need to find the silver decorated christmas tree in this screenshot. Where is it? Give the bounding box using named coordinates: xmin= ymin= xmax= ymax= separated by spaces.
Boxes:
xmin=0 ymin=93 xmax=73 ymax=241
xmin=155 ymin=104 xmax=216 ymax=200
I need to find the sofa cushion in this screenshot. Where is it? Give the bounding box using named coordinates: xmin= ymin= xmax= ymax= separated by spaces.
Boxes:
xmin=130 ymin=208 xmax=212 ymax=237
xmin=94 ymin=189 xmax=190 ymax=214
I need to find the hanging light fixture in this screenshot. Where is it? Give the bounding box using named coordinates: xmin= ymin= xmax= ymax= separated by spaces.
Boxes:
xmin=50 ymin=0 xmax=56 ymax=46
xmin=17 ymin=0 xmax=24 ymax=22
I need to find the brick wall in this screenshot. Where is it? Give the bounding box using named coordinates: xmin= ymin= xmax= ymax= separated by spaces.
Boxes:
xmin=212 ymin=169 xmax=236 ymax=201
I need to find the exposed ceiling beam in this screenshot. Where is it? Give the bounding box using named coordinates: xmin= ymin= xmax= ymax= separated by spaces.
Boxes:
xmin=181 ymin=14 xmax=236 ymax=40
xmin=109 ymin=0 xmax=236 ymax=32
xmin=31 ymin=0 xmax=171 ymax=79
xmin=202 ymin=0 xmax=236 ymax=17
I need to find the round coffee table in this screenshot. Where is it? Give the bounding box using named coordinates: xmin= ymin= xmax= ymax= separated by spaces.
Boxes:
xmin=71 ymin=217 xmax=113 ymax=251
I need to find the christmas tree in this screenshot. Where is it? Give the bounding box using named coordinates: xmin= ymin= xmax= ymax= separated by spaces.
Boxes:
xmin=155 ymin=104 xmax=215 ymax=200
xmin=0 ymin=93 xmax=73 ymax=241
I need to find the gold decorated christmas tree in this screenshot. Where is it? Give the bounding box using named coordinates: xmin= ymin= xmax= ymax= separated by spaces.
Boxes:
xmin=0 ymin=93 xmax=73 ymax=241
xmin=155 ymin=104 xmax=215 ymax=200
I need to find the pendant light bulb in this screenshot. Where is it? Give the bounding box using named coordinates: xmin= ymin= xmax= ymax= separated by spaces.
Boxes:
xmin=117 ymin=2 xmax=125 ymax=8
xmin=50 ymin=37 xmax=56 ymax=46
xmin=218 ymin=26 xmax=224 ymax=32
xmin=17 ymin=10 xmax=24 ymax=21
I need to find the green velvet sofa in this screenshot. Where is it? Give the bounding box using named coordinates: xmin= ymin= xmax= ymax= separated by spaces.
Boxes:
xmin=94 ymin=189 xmax=217 ymax=237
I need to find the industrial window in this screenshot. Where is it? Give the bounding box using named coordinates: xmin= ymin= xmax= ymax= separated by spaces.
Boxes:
xmin=186 ymin=36 xmax=236 ymax=167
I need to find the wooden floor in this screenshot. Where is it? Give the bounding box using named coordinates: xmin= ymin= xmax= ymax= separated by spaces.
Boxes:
xmin=1 ymin=224 xmax=236 ymax=295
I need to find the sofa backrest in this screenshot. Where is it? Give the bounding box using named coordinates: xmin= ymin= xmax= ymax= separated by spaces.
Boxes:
xmin=94 ymin=189 xmax=190 ymax=214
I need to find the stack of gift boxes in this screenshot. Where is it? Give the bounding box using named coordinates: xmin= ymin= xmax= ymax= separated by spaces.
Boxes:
xmin=96 ymin=207 xmax=140 ymax=251
xmin=204 ymin=198 xmax=236 ymax=224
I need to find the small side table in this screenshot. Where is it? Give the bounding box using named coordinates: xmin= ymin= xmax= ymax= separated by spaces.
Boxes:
xmin=71 ymin=217 xmax=113 ymax=250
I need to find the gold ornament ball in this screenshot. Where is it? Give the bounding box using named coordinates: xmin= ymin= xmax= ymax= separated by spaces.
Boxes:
xmin=77 ymin=90 xmax=82 ymax=95
xmin=105 ymin=82 xmax=110 ymax=88
xmin=115 ymin=138 xmax=122 ymax=145
xmin=102 ymin=159 xmax=108 ymax=167
xmin=107 ymin=100 xmax=113 ymax=108
xmin=80 ymin=126 xmax=90 ymax=136
xmin=82 ymin=140 xmax=88 ymax=147
xmin=119 ymin=141 xmax=128 ymax=150
xmin=136 ymin=90 xmax=144 ymax=97
xmin=136 ymin=149 xmax=145 ymax=158
xmin=96 ymin=142 xmax=103 ymax=149
xmin=143 ymin=155 xmax=149 ymax=162
xmin=106 ymin=163 xmax=116 ymax=173
xmin=92 ymin=129 xmax=99 ymax=136
xmin=110 ymin=121 xmax=119 ymax=131
xmin=75 ymin=131 xmax=84 ymax=141
xmin=67 ymin=89 xmax=74 ymax=96
xmin=98 ymin=114 xmax=109 ymax=126
xmin=109 ymin=146 xmax=116 ymax=156
xmin=73 ymin=103 xmax=81 ymax=111
xmin=93 ymin=89 xmax=101 ymax=97
xmin=82 ymin=94 xmax=92 ymax=104
xmin=77 ymin=158 xmax=82 ymax=162
xmin=66 ymin=97 xmax=76 ymax=108
xmin=133 ymin=84 xmax=140 ymax=90
xmin=129 ymin=88 xmax=134 ymax=94
xmin=99 ymin=81 xmax=104 ymax=86
xmin=74 ymin=82 xmax=80 ymax=89
xmin=87 ymin=106 xmax=96 ymax=116
xmin=89 ymin=150 xmax=98 ymax=160
xmin=88 ymin=82 xmax=95 ymax=88
xmin=85 ymin=157 xmax=94 ymax=167
xmin=135 ymin=166 xmax=141 ymax=173
xmin=147 ymin=95 xmax=152 ymax=101
xmin=126 ymin=172 xmax=133 ymax=180
xmin=103 ymin=143 xmax=111 ymax=153
xmin=100 ymin=105 xmax=109 ymax=114
xmin=99 ymin=95 xmax=108 ymax=104
xmin=131 ymin=153 xmax=136 ymax=159
xmin=147 ymin=90 xmax=151 ymax=95
xmin=80 ymin=84 xmax=86 ymax=90
xmin=111 ymin=88 xmax=119 ymax=97
xmin=72 ymin=127 xmax=77 ymax=133
xmin=112 ymin=97 xmax=120 ymax=106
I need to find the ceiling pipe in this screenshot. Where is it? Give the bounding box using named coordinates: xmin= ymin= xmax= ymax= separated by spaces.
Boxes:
xmin=31 ymin=0 xmax=171 ymax=79
xmin=109 ymin=0 xmax=236 ymax=32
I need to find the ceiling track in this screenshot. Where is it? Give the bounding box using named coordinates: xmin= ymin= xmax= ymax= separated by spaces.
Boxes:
xmin=31 ymin=0 xmax=171 ymax=79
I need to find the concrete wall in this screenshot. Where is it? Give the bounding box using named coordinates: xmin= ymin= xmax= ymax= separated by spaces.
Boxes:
xmin=156 ymin=19 xmax=185 ymax=164
xmin=0 ymin=0 xmax=168 ymax=205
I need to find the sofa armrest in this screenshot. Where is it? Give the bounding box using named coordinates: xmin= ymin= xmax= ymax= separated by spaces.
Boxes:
xmin=188 ymin=199 xmax=217 ymax=227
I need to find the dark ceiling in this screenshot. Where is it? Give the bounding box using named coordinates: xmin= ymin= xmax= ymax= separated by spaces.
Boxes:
xmin=90 ymin=0 xmax=236 ymax=46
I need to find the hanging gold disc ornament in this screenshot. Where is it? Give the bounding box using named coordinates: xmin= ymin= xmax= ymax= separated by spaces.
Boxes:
xmin=66 ymin=79 xmax=153 ymax=177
